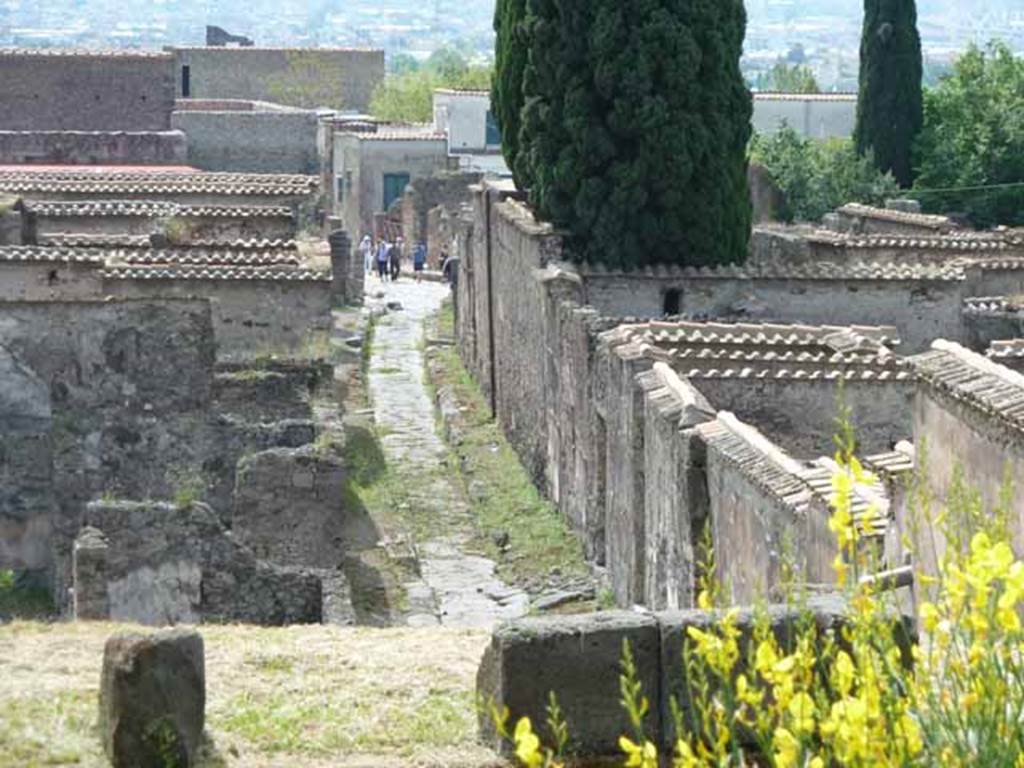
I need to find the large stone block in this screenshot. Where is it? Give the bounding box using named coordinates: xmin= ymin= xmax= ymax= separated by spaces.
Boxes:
xmin=72 ymin=526 xmax=109 ymax=620
xmin=477 ymin=612 xmax=661 ymax=759
xmin=100 ymin=628 xmax=205 ymax=768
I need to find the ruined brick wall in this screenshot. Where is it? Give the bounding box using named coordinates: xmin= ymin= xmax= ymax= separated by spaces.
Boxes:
xmin=171 ymin=48 xmax=384 ymax=113
xmin=0 ymin=130 xmax=187 ymax=165
xmin=0 ymin=51 xmax=176 ymax=131
xmin=0 ymin=261 xmax=104 ymax=300
xmin=102 ymin=277 xmax=333 ymax=360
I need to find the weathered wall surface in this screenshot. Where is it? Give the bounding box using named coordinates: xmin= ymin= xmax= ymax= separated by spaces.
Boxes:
xmin=81 ymin=500 xmax=322 ymax=625
xmin=583 ymin=275 xmax=966 ymax=354
xmin=0 ymin=130 xmax=187 ymax=165
xmin=171 ymin=108 xmax=320 ymax=174
xmin=0 ymin=51 xmax=175 ymax=131
xmin=0 ymin=298 xmax=216 ymax=598
xmin=696 ymin=378 xmax=914 ymax=457
xmin=0 ymin=260 xmax=105 ymax=300
xmin=102 ymin=277 xmax=333 ymax=359
xmin=32 ymin=211 xmax=296 ymax=242
xmin=399 ymin=171 xmax=480 ymax=251
xmin=171 ymin=48 xmax=384 ymax=113
xmin=751 ymin=94 xmax=857 ymax=139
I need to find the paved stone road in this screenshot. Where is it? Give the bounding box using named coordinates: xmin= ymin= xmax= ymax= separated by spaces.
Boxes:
xmin=366 ymin=275 xmax=529 ymax=628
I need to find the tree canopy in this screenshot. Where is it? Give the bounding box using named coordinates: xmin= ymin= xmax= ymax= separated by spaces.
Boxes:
xmin=507 ymin=0 xmax=752 ymax=269
xmin=370 ymin=50 xmax=492 ymax=123
xmin=854 ymin=0 xmax=923 ymax=188
xmin=913 ymin=42 xmax=1024 ymax=227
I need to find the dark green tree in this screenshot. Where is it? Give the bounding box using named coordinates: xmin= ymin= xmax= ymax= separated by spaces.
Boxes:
xmin=492 ymin=0 xmax=529 ymax=188
xmin=854 ymin=0 xmax=923 ymax=188
xmin=516 ymin=0 xmax=752 ymax=268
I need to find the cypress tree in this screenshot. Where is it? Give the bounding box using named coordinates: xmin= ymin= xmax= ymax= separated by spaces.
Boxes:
xmin=516 ymin=0 xmax=752 ymax=269
xmin=492 ymin=0 xmax=529 ymax=188
xmin=855 ymin=0 xmax=923 ymax=188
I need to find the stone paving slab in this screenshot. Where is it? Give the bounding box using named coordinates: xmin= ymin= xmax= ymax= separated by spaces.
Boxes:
xmin=366 ymin=276 xmax=529 ymax=629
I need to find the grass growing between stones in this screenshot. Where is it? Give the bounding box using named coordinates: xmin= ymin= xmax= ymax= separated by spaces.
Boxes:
xmin=0 ymin=621 xmax=497 ymax=768
xmin=426 ymin=303 xmax=591 ymax=593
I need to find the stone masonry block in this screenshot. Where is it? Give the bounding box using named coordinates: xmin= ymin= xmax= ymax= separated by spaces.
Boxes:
xmin=100 ymin=628 xmax=205 ymax=768
xmin=72 ymin=526 xmax=109 ymax=620
xmin=477 ymin=612 xmax=661 ymax=759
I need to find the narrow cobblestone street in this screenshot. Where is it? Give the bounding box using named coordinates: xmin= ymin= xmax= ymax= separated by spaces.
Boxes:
xmin=365 ymin=275 xmax=529 ymax=628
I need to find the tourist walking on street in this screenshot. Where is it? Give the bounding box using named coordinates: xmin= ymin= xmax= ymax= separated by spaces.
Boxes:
xmin=359 ymin=235 xmax=374 ymax=275
xmin=388 ymin=239 xmax=402 ymax=282
xmin=376 ymin=238 xmax=391 ymax=281
xmin=413 ymin=241 xmax=427 ymax=282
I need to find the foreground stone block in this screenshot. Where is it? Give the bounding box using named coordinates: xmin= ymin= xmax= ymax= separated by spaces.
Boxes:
xmin=477 ymin=612 xmax=660 ymax=758
xmin=100 ymin=628 xmax=205 ymax=768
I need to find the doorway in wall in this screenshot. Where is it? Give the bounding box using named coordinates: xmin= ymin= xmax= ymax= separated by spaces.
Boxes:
xmin=382 ymin=173 xmax=411 ymax=212
xmin=663 ymin=288 xmax=682 ymax=316
xmin=181 ymin=65 xmax=191 ymax=98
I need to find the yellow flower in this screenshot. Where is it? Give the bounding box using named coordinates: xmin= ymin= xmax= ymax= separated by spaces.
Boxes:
xmin=674 ymin=739 xmax=699 ymax=768
xmin=620 ymin=736 xmax=658 ymax=768
xmin=919 ymin=602 xmax=940 ymax=633
xmin=833 ymin=651 xmax=855 ymax=696
xmin=773 ymin=727 xmax=801 ymax=768
xmin=788 ymin=692 xmax=817 ymax=736
xmin=513 ymin=717 xmax=544 ymax=768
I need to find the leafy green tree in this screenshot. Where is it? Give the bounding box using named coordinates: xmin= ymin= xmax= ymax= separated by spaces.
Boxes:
xmin=389 ymin=53 xmax=421 ymax=75
xmin=751 ymin=125 xmax=901 ymax=222
xmin=517 ymin=0 xmax=752 ymax=269
xmin=855 ymin=0 xmax=923 ymax=188
xmin=766 ymin=62 xmax=820 ymax=93
xmin=914 ymin=42 xmax=1024 ymax=228
xmin=492 ymin=0 xmax=529 ymax=187
xmin=370 ymin=62 xmax=493 ymax=123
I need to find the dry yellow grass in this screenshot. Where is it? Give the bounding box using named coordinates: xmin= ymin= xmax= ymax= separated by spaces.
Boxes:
xmin=0 ymin=621 xmax=505 ymax=768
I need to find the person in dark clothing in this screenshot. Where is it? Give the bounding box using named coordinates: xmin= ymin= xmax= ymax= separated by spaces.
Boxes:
xmin=376 ymin=240 xmax=390 ymax=281
xmin=413 ymin=241 xmax=427 ymax=282
xmin=388 ymin=241 xmax=402 ymax=281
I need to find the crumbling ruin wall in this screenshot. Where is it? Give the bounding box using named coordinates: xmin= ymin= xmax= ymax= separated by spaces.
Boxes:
xmin=102 ymin=276 xmax=333 ymax=359
xmin=399 ymin=171 xmax=482 ymax=250
xmin=0 ymin=258 xmax=105 ymax=300
xmin=0 ymin=50 xmax=176 ymax=131
xmin=0 ymin=130 xmax=187 ymax=165
xmin=0 ymin=298 xmax=216 ymax=604
xmin=80 ymin=500 xmax=322 ymax=625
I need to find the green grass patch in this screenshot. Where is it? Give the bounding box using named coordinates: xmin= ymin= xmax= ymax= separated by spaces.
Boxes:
xmin=426 ymin=302 xmax=591 ymax=589
xmin=0 ymin=690 xmax=99 ymax=768
xmin=0 ymin=570 xmax=55 ymax=620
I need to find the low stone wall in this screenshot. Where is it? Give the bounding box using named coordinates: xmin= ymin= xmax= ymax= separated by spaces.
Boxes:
xmin=79 ymin=500 xmax=322 ymax=625
xmin=0 ymin=258 xmax=105 ymax=300
xmin=0 ymin=130 xmax=187 ymax=165
xmin=478 ymin=597 xmax=875 ymax=760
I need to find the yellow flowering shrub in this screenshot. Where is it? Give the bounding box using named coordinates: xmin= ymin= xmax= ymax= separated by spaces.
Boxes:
xmin=496 ymin=418 xmax=1024 ymax=766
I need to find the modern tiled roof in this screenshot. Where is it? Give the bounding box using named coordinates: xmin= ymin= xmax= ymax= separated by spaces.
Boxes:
xmin=103 ymin=265 xmax=330 ymax=282
xmin=169 ymin=45 xmax=380 ymax=53
xmin=0 ymin=245 xmax=104 ymax=264
xmin=807 ymin=231 xmax=1013 ymax=253
xmin=837 ymin=203 xmax=957 ymax=232
xmin=988 ymin=340 xmax=1024 ymax=360
xmin=434 ymin=88 xmax=490 ymax=97
xmin=120 ymin=249 xmax=301 ymax=268
xmin=0 ymin=170 xmax=317 ymax=197
xmin=910 ymin=340 xmax=1024 ymax=434
xmin=576 ymin=258 xmax=966 ymax=282
xmin=37 ymin=233 xmax=153 ymax=248
xmin=24 ymin=200 xmax=294 ymax=218
xmin=0 ymin=47 xmax=171 ymax=59
xmin=963 ymin=296 xmax=1021 ymax=314
xmin=344 ymin=127 xmax=447 ymax=141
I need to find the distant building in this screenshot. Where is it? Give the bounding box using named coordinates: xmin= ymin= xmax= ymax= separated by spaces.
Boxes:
xmin=751 ymin=92 xmax=858 ymax=140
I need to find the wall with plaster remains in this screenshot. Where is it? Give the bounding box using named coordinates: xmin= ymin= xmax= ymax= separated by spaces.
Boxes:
xmin=0 ymin=130 xmax=187 ymax=165
xmin=0 ymin=50 xmax=176 ymax=131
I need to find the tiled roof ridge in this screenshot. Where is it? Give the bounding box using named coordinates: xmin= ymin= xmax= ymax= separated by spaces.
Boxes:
xmin=963 ymin=296 xmax=1019 ymax=314
xmin=807 ymin=230 xmax=1011 ymax=251
xmin=24 ymin=199 xmax=294 ymax=218
xmin=988 ymin=340 xmax=1024 ymax=360
xmin=169 ymin=45 xmax=381 ymax=53
xmin=837 ymin=202 xmax=956 ymax=230
xmin=0 ymin=47 xmax=171 ymax=58
xmin=0 ymin=244 xmax=104 ymax=264
xmin=576 ymin=258 xmax=965 ymax=282
xmin=610 ymin=319 xmax=900 ymax=349
xmin=910 ymin=340 xmax=1024 ymax=431
xmin=676 ymin=367 xmax=912 ymax=383
xmin=102 ymin=265 xmax=330 ymax=282
xmin=697 ymin=413 xmax=813 ymax=510
xmin=122 ymin=250 xmax=301 ymax=267
xmin=753 ymin=91 xmax=858 ymax=102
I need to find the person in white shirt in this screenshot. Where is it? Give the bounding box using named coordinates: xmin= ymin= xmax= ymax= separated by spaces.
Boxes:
xmin=359 ymin=235 xmax=374 ymax=275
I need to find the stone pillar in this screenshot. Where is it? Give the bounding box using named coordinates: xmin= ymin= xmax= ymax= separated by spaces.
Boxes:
xmin=328 ymin=229 xmax=362 ymax=306
xmin=73 ymin=526 xmax=109 ymax=620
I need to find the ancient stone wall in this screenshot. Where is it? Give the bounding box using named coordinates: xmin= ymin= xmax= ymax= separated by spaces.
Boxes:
xmin=81 ymin=500 xmax=322 ymax=625
xmin=171 ymin=107 xmax=320 ymax=174
xmin=170 ymin=48 xmax=384 ymax=113
xmin=0 ymin=130 xmax=187 ymax=165
xmin=102 ymin=274 xmax=333 ymax=359
xmin=399 ymin=171 xmax=481 ymax=251
xmin=0 ymin=50 xmax=176 ymax=131
xmin=0 ymin=256 xmax=105 ymax=300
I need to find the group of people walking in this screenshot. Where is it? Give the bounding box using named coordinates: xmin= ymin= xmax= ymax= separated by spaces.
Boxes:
xmin=358 ymin=235 xmax=428 ymax=283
